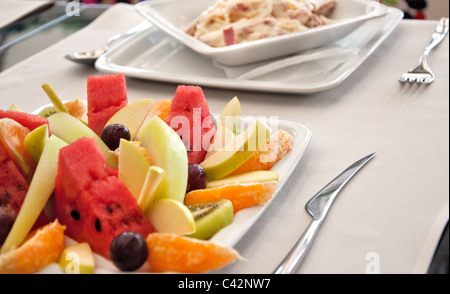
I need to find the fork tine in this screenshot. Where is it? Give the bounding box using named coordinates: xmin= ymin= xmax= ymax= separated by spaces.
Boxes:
xmin=399 ymin=17 xmax=448 ymax=85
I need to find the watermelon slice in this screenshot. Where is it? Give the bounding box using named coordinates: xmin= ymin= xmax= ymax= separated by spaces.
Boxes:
xmin=166 ymin=85 xmax=216 ymax=164
xmin=0 ymin=110 xmax=49 ymax=132
xmin=0 ymin=143 xmax=29 ymax=214
xmin=87 ymin=73 xmax=128 ymax=137
xmin=0 ymin=143 xmax=48 ymax=235
xmin=53 ymin=137 xmax=154 ymax=259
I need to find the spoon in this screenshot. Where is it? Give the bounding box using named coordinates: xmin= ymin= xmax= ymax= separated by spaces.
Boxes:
xmin=64 ymin=21 xmax=151 ymax=65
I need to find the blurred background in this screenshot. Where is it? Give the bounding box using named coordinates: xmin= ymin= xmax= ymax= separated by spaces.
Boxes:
xmin=79 ymin=0 xmax=449 ymax=20
xmin=379 ymin=0 xmax=449 ymax=19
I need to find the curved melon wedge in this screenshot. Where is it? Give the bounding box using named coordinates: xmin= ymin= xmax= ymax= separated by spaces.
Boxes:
xmin=136 ymin=116 xmax=188 ymax=203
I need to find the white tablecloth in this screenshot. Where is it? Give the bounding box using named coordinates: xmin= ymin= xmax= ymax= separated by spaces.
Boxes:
xmin=0 ymin=3 xmax=448 ymax=274
xmin=0 ymin=0 xmax=53 ymax=29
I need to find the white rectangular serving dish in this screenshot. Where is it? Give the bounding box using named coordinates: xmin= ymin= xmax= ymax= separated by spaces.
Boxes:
xmin=135 ymin=0 xmax=390 ymax=65
xmin=96 ymin=7 xmax=402 ymax=94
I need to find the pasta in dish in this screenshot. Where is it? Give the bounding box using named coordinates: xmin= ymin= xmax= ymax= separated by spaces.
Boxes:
xmin=186 ymin=0 xmax=337 ymax=47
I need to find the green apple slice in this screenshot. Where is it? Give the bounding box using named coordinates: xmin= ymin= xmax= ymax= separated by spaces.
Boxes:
xmin=219 ymin=96 xmax=241 ymax=134
xmin=200 ymin=119 xmax=271 ymax=181
xmin=145 ymin=199 xmax=195 ymax=235
xmin=1 ymin=135 xmax=67 ymax=254
xmin=206 ymin=170 xmax=279 ymax=188
xmin=104 ymin=99 xmax=153 ymax=140
xmin=58 ymin=242 xmax=95 ymax=274
xmin=136 ymin=116 xmax=188 ymax=203
xmin=47 ymin=112 xmax=117 ymax=169
xmin=137 ymin=166 xmax=165 ymax=213
xmin=118 ymin=139 xmax=150 ymax=200
xmin=24 ymin=124 xmax=49 ymax=163
xmin=204 ymin=126 xmax=235 ymax=160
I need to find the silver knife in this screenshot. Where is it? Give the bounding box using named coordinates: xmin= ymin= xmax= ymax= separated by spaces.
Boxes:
xmin=273 ymin=153 xmax=375 ymax=274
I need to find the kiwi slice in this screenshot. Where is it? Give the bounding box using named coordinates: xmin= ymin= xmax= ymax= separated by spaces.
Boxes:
xmin=37 ymin=106 xmax=59 ymax=118
xmin=187 ymin=199 xmax=233 ymax=240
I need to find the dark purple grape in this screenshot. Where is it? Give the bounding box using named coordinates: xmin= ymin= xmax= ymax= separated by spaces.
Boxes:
xmin=110 ymin=231 xmax=148 ymax=271
xmin=100 ymin=124 xmax=131 ymax=150
xmin=186 ymin=163 xmax=208 ymax=193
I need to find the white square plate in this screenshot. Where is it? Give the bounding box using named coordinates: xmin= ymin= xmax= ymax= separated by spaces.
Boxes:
xmin=135 ymin=0 xmax=390 ymax=65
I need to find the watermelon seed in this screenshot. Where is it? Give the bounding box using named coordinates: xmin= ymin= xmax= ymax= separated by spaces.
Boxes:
xmin=106 ymin=206 xmax=113 ymax=214
xmin=70 ymin=210 xmax=80 ymax=220
xmin=95 ymin=218 xmax=102 ymax=232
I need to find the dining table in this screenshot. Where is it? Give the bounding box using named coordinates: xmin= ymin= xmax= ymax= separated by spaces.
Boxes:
xmin=0 ymin=1 xmax=448 ymax=276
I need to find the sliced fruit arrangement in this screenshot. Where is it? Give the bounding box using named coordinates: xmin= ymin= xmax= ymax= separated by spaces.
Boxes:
xmin=0 ymin=73 xmax=294 ymax=273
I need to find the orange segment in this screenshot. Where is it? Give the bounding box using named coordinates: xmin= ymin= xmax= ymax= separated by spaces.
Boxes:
xmin=64 ymin=98 xmax=87 ymax=122
xmin=0 ymin=219 xmax=66 ymax=274
xmin=231 ymin=129 xmax=293 ymax=175
xmin=184 ymin=181 xmax=278 ymax=213
xmin=146 ymin=232 xmax=240 ymax=273
xmin=0 ymin=118 xmax=36 ymax=182
xmin=113 ymin=140 xmax=152 ymax=165
xmin=148 ymin=99 xmax=172 ymax=123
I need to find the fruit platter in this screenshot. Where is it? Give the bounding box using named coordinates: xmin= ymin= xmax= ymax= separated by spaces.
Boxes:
xmin=0 ymin=73 xmax=310 ymax=274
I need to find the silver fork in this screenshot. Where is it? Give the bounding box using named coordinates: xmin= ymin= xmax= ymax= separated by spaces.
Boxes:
xmin=399 ymin=17 xmax=449 ymax=84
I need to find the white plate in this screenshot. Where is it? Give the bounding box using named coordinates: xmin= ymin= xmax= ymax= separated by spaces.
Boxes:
xmin=33 ymin=107 xmax=311 ymax=273
xmin=96 ymin=7 xmax=402 ymax=94
xmin=135 ymin=0 xmax=390 ymax=65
